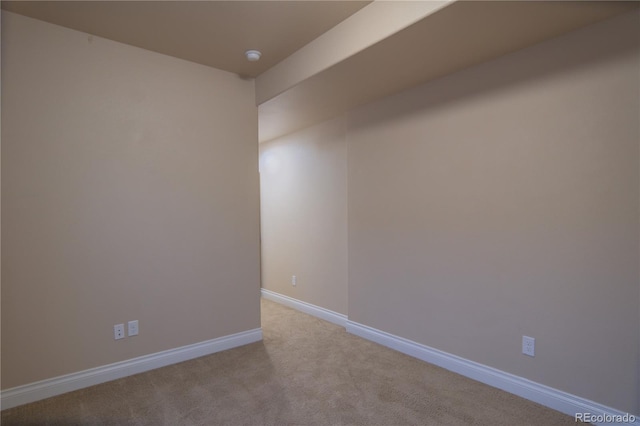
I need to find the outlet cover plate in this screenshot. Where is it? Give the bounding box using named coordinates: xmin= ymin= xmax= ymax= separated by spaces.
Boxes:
xmin=522 ymin=336 xmax=535 ymax=357
xmin=114 ymin=324 xmax=125 ymax=340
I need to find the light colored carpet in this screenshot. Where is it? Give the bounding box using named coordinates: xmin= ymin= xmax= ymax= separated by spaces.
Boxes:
xmin=1 ymin=298 xmax=576 ymax=425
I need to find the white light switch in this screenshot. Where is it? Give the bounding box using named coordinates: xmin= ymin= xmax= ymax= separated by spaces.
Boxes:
xmin=128 ymin=320 xmax=139 ymax=336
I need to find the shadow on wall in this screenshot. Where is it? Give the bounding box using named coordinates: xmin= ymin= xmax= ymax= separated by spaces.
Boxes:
xmin=349 ymin=11 xmax=640 ymax=131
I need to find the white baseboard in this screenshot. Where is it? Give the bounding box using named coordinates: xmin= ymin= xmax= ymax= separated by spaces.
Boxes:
xmin=1 ymin=328 xmax=263 ymax=410
xmin=346 ymin=320 xmax=638 ymax=426
xmin=261 ymin=288 xmax=347 ymax=327
xmin=260 ymin=290 xmax=637 ymax=425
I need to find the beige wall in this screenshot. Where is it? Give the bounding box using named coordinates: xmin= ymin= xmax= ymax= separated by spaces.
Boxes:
xmin=255 ymin=1 xmax=447 ymax=105
xmin=1 ymin=12 xmax=261 ymax=389
xmin=348 ymin=10 xmax=638 ymax=414
xmin=260 ymin=9 xmax=639 ymax=415
xmin=259 ymin=117 xmax=347 ymax=314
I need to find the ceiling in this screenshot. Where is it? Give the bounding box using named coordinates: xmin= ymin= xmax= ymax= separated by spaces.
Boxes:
xmin=1 ymin=1 xmax=370 ymax=77
xmin=3 ymin=1 xmax=637 ymax=143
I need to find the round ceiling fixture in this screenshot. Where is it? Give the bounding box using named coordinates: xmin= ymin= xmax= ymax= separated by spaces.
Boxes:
xmin=245 ymin=50 xmax=261 ymax=62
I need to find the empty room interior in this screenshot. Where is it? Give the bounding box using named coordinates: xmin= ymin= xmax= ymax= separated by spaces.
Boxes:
xmin=1 ymin=0 xmax=639 ymax=424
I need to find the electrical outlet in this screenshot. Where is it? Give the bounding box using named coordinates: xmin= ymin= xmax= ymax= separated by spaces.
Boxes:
xmin=114 ymin=324 xmax=125 ymax=340
xmin=292 ymin=275 xmax=297 ymax=286
xmin=128 ymin=320 xmax=139 ymax=337
xmin=522 ymin=336 xmax=535 ymax=357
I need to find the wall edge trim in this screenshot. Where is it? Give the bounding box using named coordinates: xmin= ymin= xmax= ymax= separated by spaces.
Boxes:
xmin=345 ymin=320 xmax=638 ymax=426
xmin=261 ymin=290 xmax=637 ymax=424
xmin=0 ymin=328 xmax=263 ymax=410
xmin=261 ymin=288 xmax=347 ymax=327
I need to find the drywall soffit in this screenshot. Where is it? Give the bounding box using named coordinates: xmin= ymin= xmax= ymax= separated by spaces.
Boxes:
xmin=258 ymin=0 xmax=638 ymax=143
